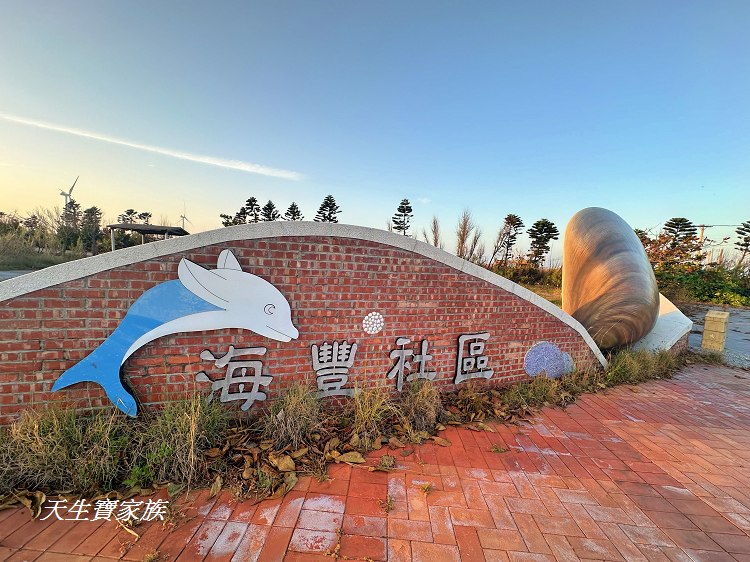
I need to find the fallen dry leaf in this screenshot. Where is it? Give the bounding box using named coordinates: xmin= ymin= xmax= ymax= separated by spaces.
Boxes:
xmin=209 ymin=474 xmax=222 ymax=498
xmin=388 ymin=437 xmax=405 ymax=449
xmin=336 ymin=451 xmax=366 ymax=464
xmin=268 ymin=453 xmax=296 ymax=472
xmin=432 ymin=436 xmax=452 ymax=447
xmin=291 ymin=447 xmax=309 ymax=459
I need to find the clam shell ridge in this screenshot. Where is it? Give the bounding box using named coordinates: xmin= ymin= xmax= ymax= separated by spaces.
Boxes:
xmin=562 ymin=207 xmax=659 ymax=349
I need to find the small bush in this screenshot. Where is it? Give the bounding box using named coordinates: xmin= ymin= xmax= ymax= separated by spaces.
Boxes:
xmin=349 ymin=386 xmax=397 ymax=449
xmin=399 ymin=380 xmax=443 ymax=435
xmin=261 ymin=383 xmax=321 ymax=450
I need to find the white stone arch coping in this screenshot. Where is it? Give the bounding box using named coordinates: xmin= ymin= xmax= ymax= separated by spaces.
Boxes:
xmin=0 ymin=222 xmax=608 ymax=367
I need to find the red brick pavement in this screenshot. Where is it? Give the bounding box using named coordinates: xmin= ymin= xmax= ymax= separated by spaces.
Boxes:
xmin=2 ymin=363 xmax=750 ymax=561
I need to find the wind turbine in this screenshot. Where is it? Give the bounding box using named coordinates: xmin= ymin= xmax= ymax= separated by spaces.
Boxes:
xmin=60 ymin=176 xmax=78 ymax=207
xmin=179 ymin=203 xmax=192 ymax=231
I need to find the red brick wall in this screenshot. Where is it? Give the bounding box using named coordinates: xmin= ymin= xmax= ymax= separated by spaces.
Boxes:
xmin=0 ymin=236 xmax=601 ymax=424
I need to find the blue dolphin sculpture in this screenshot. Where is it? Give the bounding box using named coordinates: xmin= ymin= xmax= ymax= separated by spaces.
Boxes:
xmin=52 ymin=249 xmax=299 ymax=416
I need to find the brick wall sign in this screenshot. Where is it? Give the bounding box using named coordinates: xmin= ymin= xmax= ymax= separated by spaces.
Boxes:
xmin=0 ymin=223 xmax=606 ymax=424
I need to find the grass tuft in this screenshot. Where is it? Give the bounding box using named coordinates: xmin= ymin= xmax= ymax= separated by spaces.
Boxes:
xmin=604 ymin=349 xmax=678 ymax=387
xmin=0 ymin=406 xmax=130 ymax=496
xmin=261 ymin=383 xmax=321 ymax=450
xmin=0 ymin=348 xmax=714 ymax=504
xmin=0 ymin=395 xmax=228 ymax=497
xmin=348 ymin=386 xmax=397 ymax=450
xmin=126 ymin=395 xmax=228 ymax=488
xmin=399 ymin=380 xmax=443 ymax=435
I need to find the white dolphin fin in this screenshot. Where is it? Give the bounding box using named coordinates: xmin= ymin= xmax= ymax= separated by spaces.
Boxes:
xmin=178 ymin=258 xmax=230 ymax=307
xmin=217 ymin=249 xmax=242 ymax=271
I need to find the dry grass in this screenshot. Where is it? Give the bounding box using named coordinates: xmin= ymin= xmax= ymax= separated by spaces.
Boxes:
xmin=0 ymin=396 xmax=227 ymax=496
xmin=261 ymin=383 xmax=321 ymax=450
xmin=520 ymin=283 xmax=562 ymax=306
xmin=0 ymin=406 xmax=129 ymax=495
xmin=684 ymin=349 xmax=725 ymax=365
xmin=398 ymin=380 xmax=443 ymax=439
xmin=126 ymin=395 xmax=228 ymax=488
xmin=376 ymin=454 xmax=397 ymax=471
xmin=446 ymin=348 xmax=687 ymax=423
xmin=348 ymin=386 xmax=397 ymax=449
xmin=603 ymin=348 xmax=678 ymax=387
xmin=452 ymin=381 xmax=495 ymax=418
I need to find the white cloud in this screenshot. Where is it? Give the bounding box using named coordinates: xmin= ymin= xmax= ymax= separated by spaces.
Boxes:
xmin=0 ymin=112 xmax=303 ymax=180
xmin=416 ymin=197 xmax=431 ymax=204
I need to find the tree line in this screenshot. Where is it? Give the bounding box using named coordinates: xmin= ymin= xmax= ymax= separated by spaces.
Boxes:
xmin=4 ymin=190 xmax=750 ymax=307
xmin=219 ymin=195 xmax=562 ymax=270
xmin=0 ymin=199 xmax=158 ymax=260
xmin=219 ymin=195 xmax=339 ymax=226
xmin=635 ymin=217 xmax=750 ymax=306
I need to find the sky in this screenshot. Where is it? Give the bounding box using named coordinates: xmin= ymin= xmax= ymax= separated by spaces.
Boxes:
xmin=0 ymin=1 xmax=748 ymax=259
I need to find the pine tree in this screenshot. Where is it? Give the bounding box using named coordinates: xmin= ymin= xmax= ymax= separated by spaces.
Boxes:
xmin=499 ymin=214 xmax=524 ymax=270
xmin=663 ymin=218 xmax=697 ymax=246
xmin=260 ymin=200 xmax=280 ymax=221
xmin=244 ymin=197 xmax=261 ymax=223
xmin=137 ymin=211 xmax=152 ymax=224
xmin=284 ymin=202 xmax=304 ymax=221
xmin=736 ymin=221 xmax=750 ymax=265
xmin=392 ymin=199 xmax=413 ymax=235
xmin=58 ymin=199 xmax=82 ymax=250
xmin=527 ymin=218 xmax=559 ymax=266
xmin=314 ymin=195 xmax=341 ymax=223
xmin=117 ymin=209 xmax=138 ymax=224
xmin=80 ymin=206 xmax=103 ymax=255
xmin=220 ymin=207 xmax=247 ymax=227
xmin=220 ymin=196 xmax=261 ymax=226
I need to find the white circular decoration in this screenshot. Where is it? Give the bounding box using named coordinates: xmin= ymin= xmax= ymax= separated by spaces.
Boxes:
xmin=362 ymin=312 xmax=385 ymax=334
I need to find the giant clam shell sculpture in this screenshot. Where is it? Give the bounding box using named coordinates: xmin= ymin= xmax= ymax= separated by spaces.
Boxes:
xmin=562 ymin=207 xmax=659 ymax=349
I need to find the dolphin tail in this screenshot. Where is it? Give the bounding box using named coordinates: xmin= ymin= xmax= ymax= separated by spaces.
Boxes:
xmin=52 ymin=346 xmax=138 ymax=417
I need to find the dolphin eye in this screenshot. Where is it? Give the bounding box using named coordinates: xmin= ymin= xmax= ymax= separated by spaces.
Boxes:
xmin=264 ymin=304 xmax=276 ymax=315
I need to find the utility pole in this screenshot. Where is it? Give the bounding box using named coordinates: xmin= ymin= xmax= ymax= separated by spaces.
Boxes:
xmin=696 ymin=224 xmax=740 ymax=243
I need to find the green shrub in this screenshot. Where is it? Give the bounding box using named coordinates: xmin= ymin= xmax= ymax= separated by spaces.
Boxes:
xmin=713 ymin=291 xmax=750 ymax=307
xmin=656 ymin=264 xmax=750 ymax=306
